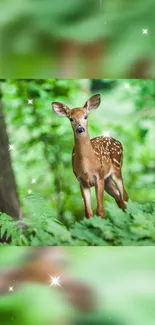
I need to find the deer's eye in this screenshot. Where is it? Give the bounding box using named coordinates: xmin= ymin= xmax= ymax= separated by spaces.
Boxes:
xmin=69 ymin=118 xmax=74 ymax=122
xmin=84 ymin=115 xmax=87 ymax=120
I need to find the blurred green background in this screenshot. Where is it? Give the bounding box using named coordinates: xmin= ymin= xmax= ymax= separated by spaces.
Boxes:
xmin=0 ymin=79 xmax=155 ymax=246
xmin=0 ymin=0 xmax=155 ymax=77
xmin=0 ymin=246 xmax=155 ymax=325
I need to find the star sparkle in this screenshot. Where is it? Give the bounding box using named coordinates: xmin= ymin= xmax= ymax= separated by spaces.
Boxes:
xmin=142 ymin=28 xmax=148 ymax=35
xmin=9 ymin=286 xmax=14 ymax=292
xmin=9 ymin=144 xmax=15 ymax=151
xmin=28 ymin=99 xmax=33 ymax=105
xmin=31 ymin=178 xmax=36 ymax=184
xmin=103 ymin=131 xmax=110 ymax=137
xmin=124 ymin=83 xmax=130 ymax=89
xmin=49 ymin=274 xmax=62 ymax=288
xmin=28 ymin=189 xmax=32 ymax=194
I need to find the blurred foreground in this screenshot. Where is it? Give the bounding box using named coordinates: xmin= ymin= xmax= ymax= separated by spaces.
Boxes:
xmin=0 ymin=0 xmax=155 ymax=77
xmin=0 ymin=247 xmax=155 ymax=325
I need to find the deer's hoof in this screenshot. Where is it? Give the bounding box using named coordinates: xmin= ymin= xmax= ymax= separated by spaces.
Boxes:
xmin=96 ymin=209 xmax=105 ymax=219
xmin=87 ymin=215 xmax=93 ymax=219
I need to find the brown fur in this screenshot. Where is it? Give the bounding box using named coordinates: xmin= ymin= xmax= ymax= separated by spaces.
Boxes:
xmin=52 ymin=94 xmax=128 ymax=219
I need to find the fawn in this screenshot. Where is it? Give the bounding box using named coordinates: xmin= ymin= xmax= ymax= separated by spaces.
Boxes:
xmin=52 ymin=94 xmax=128 ymax=219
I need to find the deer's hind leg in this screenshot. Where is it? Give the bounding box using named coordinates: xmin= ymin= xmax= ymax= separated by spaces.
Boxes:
xmin=111 ymin=171 xmax=128 ymax=204
xmin=105 ymin=176 xmax=127 ymax=211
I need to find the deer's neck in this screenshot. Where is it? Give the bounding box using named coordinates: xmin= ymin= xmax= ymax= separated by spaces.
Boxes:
xmin=74 ymin=132 xmax=93 ymax=159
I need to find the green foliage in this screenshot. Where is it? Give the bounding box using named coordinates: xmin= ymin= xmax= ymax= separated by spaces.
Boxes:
xmin=1 ymin=198 xmax=155 ymax=246
xmin=0 ymin=79 xmax=155 ymax=245
xmin=0 ymin=213 xmax=21 ymax=245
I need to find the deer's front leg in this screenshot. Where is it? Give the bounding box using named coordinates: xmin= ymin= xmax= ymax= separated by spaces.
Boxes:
xmin=95 ymin=177 xmax=105 ymax=218
xmin=80 ymin=184 xmax=93 ymax=219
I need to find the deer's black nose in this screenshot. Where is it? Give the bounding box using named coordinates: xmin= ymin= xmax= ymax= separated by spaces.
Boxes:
xmin=76 ymin=125 xmax=85 ymax=134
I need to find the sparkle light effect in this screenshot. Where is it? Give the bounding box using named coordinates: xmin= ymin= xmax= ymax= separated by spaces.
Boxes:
xmin=8 ymin=144 xmax=15 ymax=151
xmin=28 ymin=99 xmax=33 ymax=104
xmin=28 ymin=189 xmax=32 ymax=194
xmin=142 ymin=28 xmax=148 ymax=35
xmin=9 ymin=286 xmax=14 ymax=292
xmin=124 ymin=83 xmax=130 ymax=89
xmin=31 ymin=178 xmax=36 ymax=184
xmin=103 ymin=131 xmax=111 ymax=137
xmin=49 ymin=274 xmax=62 ymax=288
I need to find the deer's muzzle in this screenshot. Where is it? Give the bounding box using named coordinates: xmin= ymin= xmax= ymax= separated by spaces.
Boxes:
xmin=76 ymin=125 xmax=85 ymax=134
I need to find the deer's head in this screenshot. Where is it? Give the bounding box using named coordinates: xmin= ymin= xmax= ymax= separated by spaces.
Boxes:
xmin=52 ymin=94 xmax=101 ymax=137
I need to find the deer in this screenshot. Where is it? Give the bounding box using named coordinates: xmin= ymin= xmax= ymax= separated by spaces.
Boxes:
xmin=52 ymin=94 xmax=128 ymax=219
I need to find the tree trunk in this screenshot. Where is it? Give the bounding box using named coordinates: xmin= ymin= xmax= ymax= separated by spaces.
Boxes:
xmin=0 ymin=95 xmax=20 ymax=219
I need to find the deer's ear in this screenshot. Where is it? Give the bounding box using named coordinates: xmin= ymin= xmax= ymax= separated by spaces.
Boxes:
xmin=84 ymin=94 xmax=101 ymax=113
xmin=52 ymin=102 xmax=70 ymax=116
